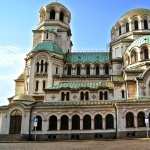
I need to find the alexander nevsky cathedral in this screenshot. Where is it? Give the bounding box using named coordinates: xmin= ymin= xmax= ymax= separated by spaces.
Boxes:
xmin=1 ymin=2 xmax=150 ymax=140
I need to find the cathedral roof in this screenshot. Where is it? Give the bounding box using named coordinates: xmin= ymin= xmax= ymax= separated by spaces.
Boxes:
xmin=32 ymin=41 xmax=64 ymax=55
xmin=47 ymin=81 xmax=114 ymax=91
xmin=65 ymin=52 xmax=110 ymax=64
xmin=120 ymin=8 xmax=150 ymax=20
xmin=127 ymin=35 xmax=150 ymax=52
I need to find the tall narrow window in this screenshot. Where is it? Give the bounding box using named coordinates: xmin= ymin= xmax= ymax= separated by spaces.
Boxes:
xmin=96 ymin=65 xmax=99 ymax=76
xmin=41 ymin=60 xmax=44 ymax=73
xmin=85 ymin=92 xmax=89 ymax=101
xmin=50 ymin=10 xmax=55 ymax=20
xmin=134 ymin=20 xmax=139 ymax=30
xmin=46 ymin=32 xmax=49 ymax=39
xmin=66 ymin=92 xmax=70 ymax=101
xmin=104 ymin=91 xmax=108 ymax=100
xmin=86 ymin=65 xmax=90 ymax=76
xmin=60 ymin=11 xmax=64 ymax=22
xmin=80 ymin=92 xmax=84 ymax=101
xmin=61 ymin=92 xmax=65 ymax=101
xmin=126 ymin=22 xmax=129 ymax=32
xmin=104 ymin=64 xmax=109 ymax=75
xmin=77 ymin=64 xmax=81 ymax=76
xmin=144 ymin=19 xmax=148 ymax=30
xmin=99 ymin=91 xmax=103 ymax=100
xmin=43 ymin=80 xmax=46 ymax=90
xmin=36 ymin=62 xmax=40 ymax=73
xmin=35 ymin=80 xmax=39 ymax=91
xmin=119 ymin=26 xmax=122 ymax=35
xmin=56 ymin=67 xmax=58 ymax=74
xmin=45 ymin=62 xmax=48 ymax=73
xmin=67 ymin=65 xmax=72 ymax=75
xmin=122 ymin=90 xmax=125 ymax=99
xmin=131 ymin=50 xmax=137 ymax=64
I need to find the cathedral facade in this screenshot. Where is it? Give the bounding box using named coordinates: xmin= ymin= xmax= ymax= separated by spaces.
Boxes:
xmin=1 ymin=2 xmax=150 ymax=140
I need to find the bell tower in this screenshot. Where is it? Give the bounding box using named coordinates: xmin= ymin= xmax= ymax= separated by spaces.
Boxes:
xmin=33 ymin=2 xmax=72 ymax=53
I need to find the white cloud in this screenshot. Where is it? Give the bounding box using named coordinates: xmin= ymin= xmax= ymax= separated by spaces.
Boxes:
xmin=0 ymin=45 xmax=26 ymax=106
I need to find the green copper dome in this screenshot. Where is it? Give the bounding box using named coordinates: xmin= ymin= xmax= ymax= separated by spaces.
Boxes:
xmin=128 ymin=35 xmax=150 ymax=51
xmin=32 ymin=41 xmax=64 ymax=55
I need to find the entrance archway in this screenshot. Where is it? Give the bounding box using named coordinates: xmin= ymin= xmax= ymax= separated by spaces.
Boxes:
xmin=9 ymin=110 xmax=22 ymax=134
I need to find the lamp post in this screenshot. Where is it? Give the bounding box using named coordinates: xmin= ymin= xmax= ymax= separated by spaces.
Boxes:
xmin=33 ymin=117 xmax=38 ymax=141
xmin=144 ymin=109 xmax=149 ymax=138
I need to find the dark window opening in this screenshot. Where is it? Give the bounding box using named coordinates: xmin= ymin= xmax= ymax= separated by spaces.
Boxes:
xmin=126 ymin=112 xmax=134 ymax=128
xmin=46 ymin=32 xmax=49 ymax=39
xmin=83 ymin=115 xmax=91 ymax=130
xmin=137 ymin=112 xmax=146 ymax=127
xmin=86 ymin=65 xmax=90 ymax=76
xmin=49 ymin=116 xmax=57 ymax=131
xmin=45 ymin=62 xmax=48 ymax=73
xmin=35 ymin=80 xmax=39 ymax=91
xmin=50 ymin=10 xmax=55 ymax=20
xmin=60 ymin=11 xmax=64 ymax=22
xmin=94 ymin=114 xmax=102 ymax=129
xmin=99 ymin=92 xmax=103 ymax=100
xmin=104 ymin=64 xmax=109 ymax=75
xmin=72 ymin=115 xmax=80 ymax=130
xmin=61 ymin=92 xmax=65 ymax=101
xmin=67 ymin=65 xmax=72 ymax=75
xmin=80 ymin=92 xmax=84 ymax=101
xmin=134 ymin=20 xmax=139 ymax=30
xmin=43 ymin=80 xmax=46 ymax=90
xmin=126 ymin=23 xmax=129 ymax=32
xmin=36 ymin=62 xmax=40 ymax=73
xmin=77 ymin=65 xmax=81 ymax=76
xmin=41 ymin=60 xmax=44 ymax=72
xmin=60 ymin=115 xmax=69 ymax=130
xmin=66 ymin=92 xmax=70 ymax=101
xmin=85 ymin=92 xmax=89 ymax=101
xmin=56 ymin=67 xmax=58 ymax=74
xmin=96 ymin=65 xmax=100 ymax=75
xmin=104 ymin=91 xmax=108 ymax=100
xmin=144 ymin=20 xmax=148 ymax=30
xmin=35 ymin=116 xmax=42 ymax=131
xmin=106 ymin=114 xmax=114 ymax=129
xmin=122 ymin=90 xmax=125 ymax=98
xmin=119 ymin=26 xmax=122 ymax=35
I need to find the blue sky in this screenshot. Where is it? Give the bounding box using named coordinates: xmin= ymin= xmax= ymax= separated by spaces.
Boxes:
xmin=0 ymin=0 xmax=150 ymax=105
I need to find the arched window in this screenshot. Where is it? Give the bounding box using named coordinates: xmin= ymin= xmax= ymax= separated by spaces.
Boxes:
xmin=104 ymin=64 xmax=109 ymax=75
xmin=119 ymin=26 xmax=122 ymax=35
xmin=94 ymin=114 xmax=102 ymax=129
xmin=80 ymin=92 xmax=84 ymax=101
xmin=35 ymin=116 xmax=42 ymax=131
xmin=9 ymin=110 xmax=22 ymax=134
xmin=137 ymin=112 xmax=146 ymax=127
xmin=49 ymin=115 xmax=57 ymax=131
xmin=141 ymin=46 xmax=149 ymax=60
xmin=121 ymin=90 xmax=125 ymax=99
xmin=67 ymin=65 xmax=72 ymax=75
xmin=104 ymin=91 xmax=108 ymax=100
xmin=77 ymin=64 xmax=81 ymax=76
xmin=126 ymin=22 xmax=129 ymax=32
xmin=126 ymin=112 xmax=134 ymax=128
xmin=60 ymin=11 xmax=64 ymax=22
xmin=131 ymin=50 xmax=137 ymax=64
xmin=83 ymin=115 xmax=91 ymax=130
xmin=35 ymin=80 xmax=39 ymax=92
xmin=40 ymin=60 xmax=44 ymax=72
xmin=66 ymin=92 xmax=70 ymax=101
xmin=134 ymin=20 xmax=139 ymax=30
xmin=106 ymin=114 xmax=114 ymax=129
xmin=36 ymin=62 xmax=40 ymax=73
xmin=85 ymin=92 xmax=89 ymax=101
xmin=45 ymin=62 xmax=48 ymax=73
xmin=46 ymin=32 xmax=49 ymax=39
xmin=72 ymin=115 xmax=80 ymax=130
xmin=43 ymin=80 xmax=46 ymax=90
xmin=95 ymin=65 xmax=100 ymax=76
xmin=61 ymin=92 xmax=65 ymax=101
xmin=144 ymin=19 xmax=148 ymax=30
xmin=86 ymin=65 xmax=90 ymax=76
xmin=50 ymin=9 xmax=55 ymax=20
xmin=60 ymin=115 xmax=69 ymax=130
xmin=99 ymin=91 xmax=103 ymax=100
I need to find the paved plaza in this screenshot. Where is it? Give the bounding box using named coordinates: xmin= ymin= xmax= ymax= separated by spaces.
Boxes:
xmin=0 ymin=139 xmax=150 ymax=150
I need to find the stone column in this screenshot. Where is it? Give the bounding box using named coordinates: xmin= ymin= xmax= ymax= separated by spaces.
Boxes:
xmin=69 ymin=118 xmax=72 ymax=130
xmin=148 ymin=16 xmax=150 ymax=29
xmin=91 ymin=118 xmax=94 ymax=130
xmin=55 ymin=11 xmax=60 ymax=21
xmin=80 ymin=119 xmax=83 ymax=130
xmin=138 ymin=16 xmax=142 ymax=30
xmin=103 ymin=118 xmax=105 ymax=130
xmin=134 ymin=115 xmax=137 ymax=128
xmin=57 ymin=119 xmax=61 ymax=130
xmin=128 ymin=18 xmax=132 ymax=31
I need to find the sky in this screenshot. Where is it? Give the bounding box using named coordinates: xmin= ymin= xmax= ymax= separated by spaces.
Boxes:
xmin=0 ymin=0 xmax=150 ymax=106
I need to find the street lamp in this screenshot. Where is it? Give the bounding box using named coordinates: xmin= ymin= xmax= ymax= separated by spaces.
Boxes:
xmin=144 ymin=109 xmax=149 ymax=138
xmin=33 ymin=117 xmax=38 ymax=141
